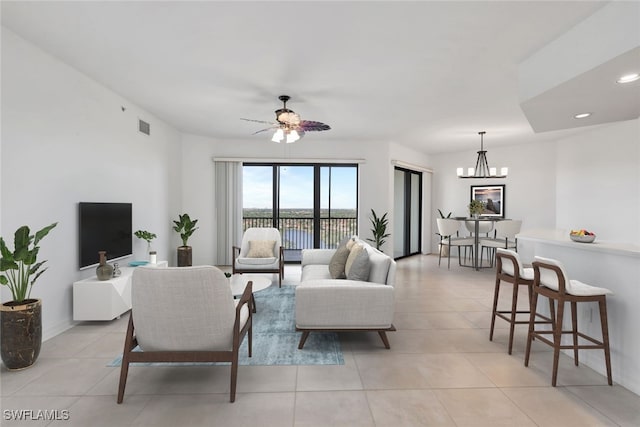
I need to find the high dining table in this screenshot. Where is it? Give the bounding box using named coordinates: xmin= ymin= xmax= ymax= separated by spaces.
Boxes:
xmin=455 ymin=217 xmax=505 ymax=271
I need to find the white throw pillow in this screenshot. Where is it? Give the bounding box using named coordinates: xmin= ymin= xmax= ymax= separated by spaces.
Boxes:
xmin=246 ymin=240 xmax=276 ymax=258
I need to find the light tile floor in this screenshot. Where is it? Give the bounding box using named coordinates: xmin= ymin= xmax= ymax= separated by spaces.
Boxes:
xmin=1 ymin=255 xmax=639 ymax=426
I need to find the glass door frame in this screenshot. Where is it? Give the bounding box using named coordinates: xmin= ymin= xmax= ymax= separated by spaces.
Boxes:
xmin=394 ymin=166 xmax=423 ymax=259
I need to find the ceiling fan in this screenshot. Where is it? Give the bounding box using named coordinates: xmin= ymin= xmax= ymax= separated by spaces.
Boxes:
xmin=241 ymin=95 xmax=331 ymax=143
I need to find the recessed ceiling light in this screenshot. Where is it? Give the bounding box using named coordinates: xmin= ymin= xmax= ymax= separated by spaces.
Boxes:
xmin=617 ymin=73 xmax=640 ymax=84
xmin=574 ymin=112 xmax=592 ymax=119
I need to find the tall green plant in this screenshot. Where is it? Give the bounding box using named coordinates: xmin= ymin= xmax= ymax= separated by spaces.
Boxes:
xmin=172 ymin=214 xmax=198 ymax=247
xmin=366 ymin=209 xmax=390 ymax=250
xmin=0 ymin=223 xmax=57 ymax=303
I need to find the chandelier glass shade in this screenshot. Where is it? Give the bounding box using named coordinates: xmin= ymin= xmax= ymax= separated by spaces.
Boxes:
xmin=457 ymin=131 xmax=508 ymax=179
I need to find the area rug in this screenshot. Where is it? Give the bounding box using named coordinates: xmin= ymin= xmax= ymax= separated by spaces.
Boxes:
xmin=108 ymin=285 xmax=344 ymax=367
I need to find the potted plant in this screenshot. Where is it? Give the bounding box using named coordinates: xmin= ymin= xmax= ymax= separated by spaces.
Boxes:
xmin=0 ymin=222 xmax=57 ymax=370
xmin=366 ymin=209 xmax=390 ymax=250
xmin=134 ymin=230 xmax=157 ymax=262
xmin=468 ymin=199 xmax=485 ymax=218
xmin=172 ymin=214 xmax=198 ymax=266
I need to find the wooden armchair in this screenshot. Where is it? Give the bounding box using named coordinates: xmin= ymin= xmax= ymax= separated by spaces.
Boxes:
xmin=232 ymin=227 xmax=284 ymax=287
xmin=117 ymin=266 xmax=252 ymax=403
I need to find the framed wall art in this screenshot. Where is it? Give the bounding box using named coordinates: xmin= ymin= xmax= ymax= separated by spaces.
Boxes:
xmin=470 ymin=184 xmax=505 ymax=218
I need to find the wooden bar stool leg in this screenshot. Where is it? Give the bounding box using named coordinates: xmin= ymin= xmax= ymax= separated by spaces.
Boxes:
xmin=508 ymin=281 xmax=519 ymax=355
xmin=524 ymin=291 xmax=539 ymax=367
xmin=489 ymin=278 xmax=500 ymax=342
xmin=599 ymin=298 xmax=613 ymax=386
xmin=552 ymin=299 xmax=564 ymax=387
xmin=571 ymin=301 xmax=579 ymax=366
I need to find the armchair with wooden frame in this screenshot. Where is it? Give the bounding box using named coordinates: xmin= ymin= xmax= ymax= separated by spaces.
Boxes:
xmin=232 ymin=227 xmax=284 ymax=287
xmin=117 ymin=266 xmax=253 ymax=403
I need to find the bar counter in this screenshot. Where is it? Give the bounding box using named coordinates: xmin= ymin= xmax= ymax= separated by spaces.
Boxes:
xmin=517 ymin=229 xmax=640 ymax=395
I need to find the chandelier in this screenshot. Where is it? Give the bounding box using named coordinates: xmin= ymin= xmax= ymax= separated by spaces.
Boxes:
xmin=456 ymin=131 xmax=508 ymax=179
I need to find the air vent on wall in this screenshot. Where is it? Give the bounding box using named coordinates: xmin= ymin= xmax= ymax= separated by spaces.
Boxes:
xmin=138 ymin=119 xmax=150 ymax=135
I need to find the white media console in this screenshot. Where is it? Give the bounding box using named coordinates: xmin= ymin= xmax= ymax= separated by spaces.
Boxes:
xmin=73 ymin=261 xmax=167 ymax=321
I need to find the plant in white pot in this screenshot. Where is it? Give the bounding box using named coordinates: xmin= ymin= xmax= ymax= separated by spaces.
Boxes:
xmin=134 ymin=229 xmax=157 ymax=262
xmin=0 ymin=222 xmax=57 ymax=369
xmin=172 ymin=214 xmax=198 ymax=267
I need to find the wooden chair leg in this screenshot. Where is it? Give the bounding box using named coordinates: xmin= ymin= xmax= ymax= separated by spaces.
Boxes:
xmin=116 ymin=359 xmax=129 ymax=404
xmin=599 ymin=298 xmax=613 ymax=385
xmin=508 ymin=281 xmax=519 ymax=355
xmin=298 ymin=331 xmax=310 ymax=349
xmin=230 ymin=353 xmax=239 ymax=403
xmin=378 ymin=330 xmax=391 ymax=349
xmin=489 ymin=278 xmax=500 ymax=342
xmin=571 ymin=301 xmax=579 ymax=366
xmin=552 ymin=299 xmax=564 ymax=387
xmin=524 ymin=291 xmax=539 ymax=367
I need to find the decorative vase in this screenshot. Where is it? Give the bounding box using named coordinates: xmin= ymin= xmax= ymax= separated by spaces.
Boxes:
xmin=177 ymin=246 xmax=192 ymax=267
xmin=0 ymin=299 xmax=42 ymax=370
xmin=95 ymin=251 xmax=113 ymax=280
xmin=149 ymin=251 xmax=157 ymax=264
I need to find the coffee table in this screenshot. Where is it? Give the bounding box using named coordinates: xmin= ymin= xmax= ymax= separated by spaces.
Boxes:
xmin=229 ymin=274 xmax=272 ymax=312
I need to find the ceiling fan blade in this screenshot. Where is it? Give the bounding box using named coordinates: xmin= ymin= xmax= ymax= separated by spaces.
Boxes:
xmin=299 ymin=120 xmax=331 ymax=132
xmin=240 ymin=118 xmax=277 ymax=125
xmin=251 ymin=127 xmax=278 ymax=135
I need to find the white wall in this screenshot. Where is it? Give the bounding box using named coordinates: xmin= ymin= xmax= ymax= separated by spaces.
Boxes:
xmin=1 ymin=28 xmax=182 ymax=339
xmin=556 ymin=119 xmax=639 ymax=244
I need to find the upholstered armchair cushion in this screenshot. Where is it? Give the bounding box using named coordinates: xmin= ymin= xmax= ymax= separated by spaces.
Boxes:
xmin=132 ymin=266 xmax=240 ymax=352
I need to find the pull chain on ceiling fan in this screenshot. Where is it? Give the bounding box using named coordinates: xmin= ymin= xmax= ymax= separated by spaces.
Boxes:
xmin=241 ymin=95 xmax=331 ymax=143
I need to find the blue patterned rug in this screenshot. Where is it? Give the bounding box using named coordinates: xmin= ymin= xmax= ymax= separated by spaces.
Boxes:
xmin=108 ymin=285 xmax=344 ymax=366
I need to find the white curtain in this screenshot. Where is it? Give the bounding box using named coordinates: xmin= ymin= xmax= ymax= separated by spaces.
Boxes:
xmin=214 ymin=161 xmax=243 ymax=265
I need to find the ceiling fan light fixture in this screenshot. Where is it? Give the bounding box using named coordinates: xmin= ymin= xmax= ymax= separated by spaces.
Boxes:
xmin=286 ymin=130 xmax=300 ymax=144
xmin=271 ymin=128 xmax=284 ymax=143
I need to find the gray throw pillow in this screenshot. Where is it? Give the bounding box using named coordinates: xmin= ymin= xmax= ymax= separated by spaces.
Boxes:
xmin=346 ymin=248 xmax=370 ymax=281
xmin=329 ymin=246 xmax=350 ymax=279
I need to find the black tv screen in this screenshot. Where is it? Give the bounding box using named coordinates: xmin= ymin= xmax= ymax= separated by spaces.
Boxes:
xmin=79 ymin=202 xmax=132 ymax=269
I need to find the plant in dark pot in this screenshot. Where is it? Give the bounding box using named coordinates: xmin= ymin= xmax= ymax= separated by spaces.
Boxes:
xmin=0 ymin=222 xmax=57 ymax=370
xmin=365 ymin=209 xmax=390 ymax=250
xmin=172 ymin=214 xmax=198 ymax=267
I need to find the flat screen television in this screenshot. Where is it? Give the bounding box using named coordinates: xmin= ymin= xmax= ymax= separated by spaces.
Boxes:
xmin=79 ymin=202 xmax=132 ymax=269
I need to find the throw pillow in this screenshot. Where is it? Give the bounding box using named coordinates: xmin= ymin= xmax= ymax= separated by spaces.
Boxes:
xmin=347 ymin=247 xmax=371 ymax=281
xmin=345 ymin=243 xmax=364 ymax=276
xmin=345 ymin=236 xmax=358 ymax=251
xmin=328 ymin=245 xmax=350 ymax=279
xmin=246 ymin=240 xmax=276 ymax=258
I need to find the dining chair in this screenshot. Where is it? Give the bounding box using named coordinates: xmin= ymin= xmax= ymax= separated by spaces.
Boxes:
xmin=117 ymin=266 xmax=253 ymax=403
xmin=436 ymin=218 xmax=474 ymax=269
xmin=481 ymin=220 xmax=522 ymax=267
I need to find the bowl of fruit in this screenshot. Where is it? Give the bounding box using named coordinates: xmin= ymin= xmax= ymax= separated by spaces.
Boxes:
xmin=570 ymin=229 xmax=596 ymax=243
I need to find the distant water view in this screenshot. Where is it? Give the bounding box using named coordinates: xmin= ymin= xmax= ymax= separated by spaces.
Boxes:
xmin=243 ymin=208 xmax=357 ymax=249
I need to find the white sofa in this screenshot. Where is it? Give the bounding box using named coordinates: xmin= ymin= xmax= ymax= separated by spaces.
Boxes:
xmin=295 ymin=237 xmax=396 ymax=349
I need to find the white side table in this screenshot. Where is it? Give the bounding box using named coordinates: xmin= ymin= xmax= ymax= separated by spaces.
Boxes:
xmin=229 ymin=274 xmax=272 ymax=313
xmin=73 ymin=261 xmax=167 ymax=321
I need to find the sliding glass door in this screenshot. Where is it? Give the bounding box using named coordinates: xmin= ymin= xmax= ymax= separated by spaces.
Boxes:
xmin=243 ymin=163 xmax=358 ymax=262
xmin=393 ymin=167 xmax=422 ymax=258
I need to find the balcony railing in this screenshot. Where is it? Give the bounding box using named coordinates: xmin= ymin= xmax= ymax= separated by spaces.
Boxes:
xmin=242 ymin=216 xmax=357 ymax=250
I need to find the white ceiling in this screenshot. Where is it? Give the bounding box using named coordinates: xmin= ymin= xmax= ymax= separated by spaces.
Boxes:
xmin=2 ymin=1 xmax=635 ymax=154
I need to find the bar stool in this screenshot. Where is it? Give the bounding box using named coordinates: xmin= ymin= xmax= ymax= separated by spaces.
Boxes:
xmin=490 ymin=248 xmax=551 ymax=354
xmin=524 ymin=256 xmax=613 ymax=386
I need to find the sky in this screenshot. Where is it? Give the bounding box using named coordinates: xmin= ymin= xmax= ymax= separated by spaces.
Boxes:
xmin=243 ymin=165 xmax=357 ymax=209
